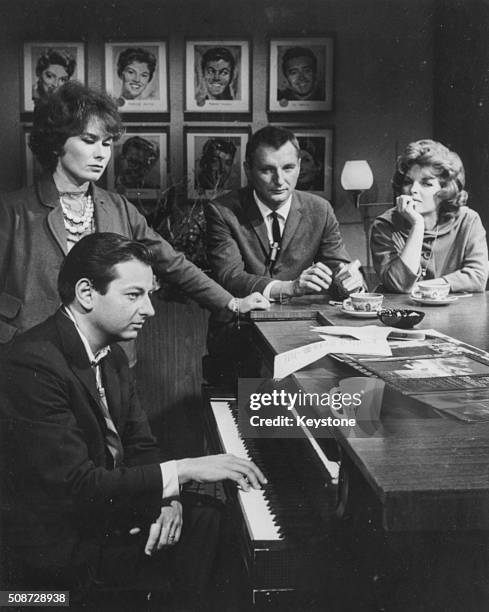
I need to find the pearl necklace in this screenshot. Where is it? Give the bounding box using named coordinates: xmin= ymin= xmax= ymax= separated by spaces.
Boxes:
xmin=60 ymin=193 xmax=94 ymax=235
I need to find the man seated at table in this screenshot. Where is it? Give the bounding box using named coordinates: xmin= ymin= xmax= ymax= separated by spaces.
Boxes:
xmin=0 ymin=232 xmax=266 ymax=608
xmin=204 ymin=125 xmax=364 ymax=380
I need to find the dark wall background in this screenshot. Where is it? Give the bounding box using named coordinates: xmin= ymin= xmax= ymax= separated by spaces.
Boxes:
xmin=435 ymin=0 xmax=489 ymax=236
xmin=0 ymin=0 xmax=436 ymax=264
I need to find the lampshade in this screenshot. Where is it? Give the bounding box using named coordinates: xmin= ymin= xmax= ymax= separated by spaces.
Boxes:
xmin=340 ymin=160 xmax=374 ymax=191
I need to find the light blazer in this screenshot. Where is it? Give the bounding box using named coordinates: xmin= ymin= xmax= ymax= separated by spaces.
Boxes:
xmin=0 ymin=175 xmax=232 ymax=343
xmin=0 ymin=310 xmax=163 ymax=570
xmin=205 ymin=187 xmax=352 ymax=297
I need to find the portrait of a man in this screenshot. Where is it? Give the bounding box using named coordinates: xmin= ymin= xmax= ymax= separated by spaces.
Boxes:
xmin=115 ymin=136 xmax=160 ymax=190
xmin=269 ymin=38 xmax=333 ymax=112
xmin=107 ymin=131 xmax=167 ymax=199
xmin=196 ymin=47 xmax=237 ymax=104
xmin=196 ymin=138 xmax=237 ymax=191
xmin=185 ymin=40 xmax=250 ymax=112
xmin=186 ymin=130 xmax=248 ymax=198
xmin=278 ymin=47 xmax=325 ymax=102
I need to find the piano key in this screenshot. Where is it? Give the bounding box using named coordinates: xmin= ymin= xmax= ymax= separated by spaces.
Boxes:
xmin=210 ymin=400 xmax=282 ymax=541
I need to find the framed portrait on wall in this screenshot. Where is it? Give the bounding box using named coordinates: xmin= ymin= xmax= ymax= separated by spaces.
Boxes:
xmin=185 ymin=127 xmax=249 ymax=199
xmin=106 ymin=128 xmax=168 ymax=201
xmin=268 ymin=38 xmax=334 ymax=112
xmin=185 ymin=39 xmax=250 ymax=112
xmin=104 ymin=42 xmax=168 ymax=113
xmin=292 ymin=127 xmax=334 ymax=200
xmin=22 ymin=41 xmax=85 ymax=112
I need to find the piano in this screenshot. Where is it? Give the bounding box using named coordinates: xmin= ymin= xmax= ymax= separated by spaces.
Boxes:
xmin=204 ymin=394 xmax=341 ymax=608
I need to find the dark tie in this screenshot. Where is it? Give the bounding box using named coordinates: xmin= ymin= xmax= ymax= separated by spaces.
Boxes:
xmin=93 ymin=358 xmax=124 ymax=468
xmin=270 ymin=211 xmax=282 ymax=246
xmin=269 ymin=211 xmax=282 ymax=272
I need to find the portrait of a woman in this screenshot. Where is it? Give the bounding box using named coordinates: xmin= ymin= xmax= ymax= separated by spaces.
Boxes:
xmin=32 ymin=48 xmax=76 ymax=103
xmin=104 ymin=42 xmax=167 ymax=112
xmin=370 ymin=139 xmax=489 ymax=293
xmin=116 ymin=47 xmax=157 ymax=101
xmin=296 ymin=137 xmax=324 ymax=191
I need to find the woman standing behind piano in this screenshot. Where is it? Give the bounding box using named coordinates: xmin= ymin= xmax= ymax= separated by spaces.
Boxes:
xmin=0 ymin=81 xmax=267 ymax=345
xmin=370 ymin=139 xmax=488 ymax=293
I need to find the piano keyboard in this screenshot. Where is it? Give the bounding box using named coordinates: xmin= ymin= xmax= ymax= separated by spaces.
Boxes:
xmin=205 ymin=395 xmax=340 ymax=605
xmin=210 ymin=399 xmax=282 ymax=541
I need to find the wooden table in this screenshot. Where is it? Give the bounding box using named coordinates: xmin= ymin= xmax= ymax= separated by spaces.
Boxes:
xmin=251 ymin=292 xmax=489 ymax=351
xmin=250 ymin=293 xmax=489 ymax=532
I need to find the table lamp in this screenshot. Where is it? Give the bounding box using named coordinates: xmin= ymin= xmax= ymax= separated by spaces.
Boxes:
xmin=340 ymin=160 xmax=374 ymax=208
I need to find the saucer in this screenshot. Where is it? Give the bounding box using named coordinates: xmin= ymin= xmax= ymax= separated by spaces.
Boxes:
xmin=341 ymin=302 xmax=380 ymax=318
xmin=410 ymin=293 xmax=458 ymax=306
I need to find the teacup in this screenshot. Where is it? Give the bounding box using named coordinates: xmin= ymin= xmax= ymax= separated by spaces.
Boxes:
xmin=348 ymin=292 xmax=384 ymax=312
xmin=415 ymin=280 xmax=450 ymax=300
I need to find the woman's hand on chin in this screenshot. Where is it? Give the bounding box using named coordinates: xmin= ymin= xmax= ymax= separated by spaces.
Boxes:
xmin=396 ymin=195 xmax=424 ymax=228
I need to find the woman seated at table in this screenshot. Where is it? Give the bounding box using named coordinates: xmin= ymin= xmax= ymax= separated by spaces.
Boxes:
xmin=370 ymin=139 xmax=489 ymax=293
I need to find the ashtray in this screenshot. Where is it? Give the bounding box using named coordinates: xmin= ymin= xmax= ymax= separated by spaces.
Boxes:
xmin=377 ymin=308 xmax=425 ymax=329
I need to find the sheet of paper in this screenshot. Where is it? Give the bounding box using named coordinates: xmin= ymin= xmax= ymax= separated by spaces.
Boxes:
xmin=273 ymin=337 xmax=391 ymax=379
xmin=388 ymin=340 xmax=431 ymax=349
xmin=274 ymin=340 xmax=330 ymax=379
xmin=312 ymin=325 xmax=392 ymax=341
xmin=317 ymin=336 xmax=391 ymax=356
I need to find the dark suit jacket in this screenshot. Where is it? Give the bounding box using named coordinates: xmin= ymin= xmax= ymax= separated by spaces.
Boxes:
xmin=205 ymin=187 xmax=352 ymax=297
xmin=0 ymin=175 xmax=232 ymax=343
xmin=0 ymin=310 xmax=163 ymax=571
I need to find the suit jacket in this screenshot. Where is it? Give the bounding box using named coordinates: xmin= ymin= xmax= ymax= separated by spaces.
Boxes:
xmin=0 ymin=310 xmax=163 ymax=571
xmin=0 ymin=175 xmax=232 ymax=343
xmin=204 ymin=187 xmax=352 ymax=297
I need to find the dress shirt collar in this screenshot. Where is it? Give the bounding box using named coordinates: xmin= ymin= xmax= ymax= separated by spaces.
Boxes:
xmin=253 ymin=190 xmax=293 ymax=223
xmin=63 ymin=306 xmax=111 ymax=366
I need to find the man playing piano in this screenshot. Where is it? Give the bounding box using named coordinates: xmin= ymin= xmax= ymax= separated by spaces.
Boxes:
xmin=204 ymin=125 xmax=364 ymax=380
xmin=0 ymin=232 xmax=266 ymax=609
